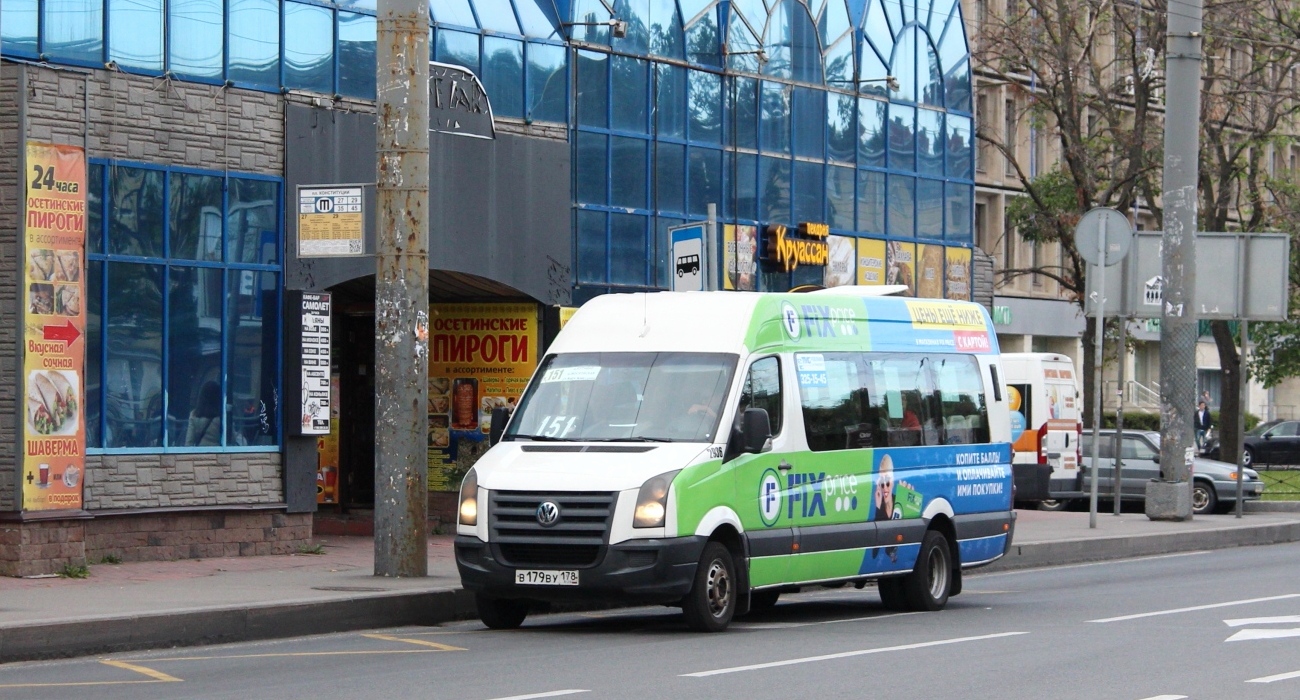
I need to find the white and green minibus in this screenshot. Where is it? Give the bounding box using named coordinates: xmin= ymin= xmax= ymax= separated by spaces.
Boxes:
xmin=455 ymin=289 xmax=1014 ymax=632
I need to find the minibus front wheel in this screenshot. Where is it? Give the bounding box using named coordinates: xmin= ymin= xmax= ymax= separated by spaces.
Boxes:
xmin=682 ymin=542 xmax=737 ymax=632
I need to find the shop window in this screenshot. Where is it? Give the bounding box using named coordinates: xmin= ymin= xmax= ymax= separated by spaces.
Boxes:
xmin=169 ymin=0 xmax=223 ymax=79
xmin=1 ymin=0 xmax=39 ymax=57
xmin=612 ymin=56 xmax=649 ymax=133
xmin=792 ymin=87 xmax=825 ymax=160
xmin=655 ymin=142 xmax=687 ymax=214
xmin=482 ymin=36 xmax=524 ymax=118
xmin=339 ymin=12 xmax=378 ymax=99
xmin=284 ymin=2 xmax=334 ymax=93
xmin=436 ymin=28 xmax=481 ymax=75
xmin=793 ymin=160 xmax=823 ymax=223
xmin=656 ymin=64 xmax=687 ymax=140
xmin=611 ymin=137 xmax=649 ymax=209
xmin=576 ymin=50 xmax=608 ymax=128
xmin=432 ymin=0 xmax=478 ymax=29
xmin=108 ymin=0 xmax=163 ymax=72
xmin=917 ymin=179 xmax=944 ymax=239
xmin=856 ymin=170 xmax=885 ymax=234
xmin=44 ymin=0 xmax=103 ymax=65
xmin=858 ymin=98 xmax=887 ymax=168
xmin=228 ymin=0 xmax=280 ymax=88
xmin=526 ymin=42 xmax=567 ymax=123
xmin=688 ymin=70 xmax=722 ymax=144
xmin=609 ymin=213 xmax=649 ymax=286
xmin=888 ymin=174 xmax=916 ymax=238
xmin=688 ymin=147 xmax=723 ymax=216
xmin=86 ymin=163 xmax=282 ymax=452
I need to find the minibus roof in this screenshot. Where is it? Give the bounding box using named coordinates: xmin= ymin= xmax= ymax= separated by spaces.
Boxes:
xmin=551 ymin=291 xmax=999 ymax=357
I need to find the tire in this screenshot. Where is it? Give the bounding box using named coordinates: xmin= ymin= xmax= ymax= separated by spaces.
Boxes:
xmin=877 ymin=577 xmax=908 ymax=611
xmin=902 ymin=530 xmax=953 ymax=612
xmin=677 ymin=268 xmax=684 ymax=277
xmin=748 ymin=589 xmax=780 ymax=611
xmin=1037 ymin=499 xmax=1072 ymax=512
xmin=682 ymin=542 xmax=737 ymax=632
xmin=476 ymin=594 xmax=529 ymax=630
xmin=1243 ymin=446 xmax=1255 ymax=468
xmin=1192 ymin=481 xmax=1218 ymax=516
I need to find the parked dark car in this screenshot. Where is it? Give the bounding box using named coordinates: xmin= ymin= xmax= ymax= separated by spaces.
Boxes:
xmin=1208 ymin=420 xmax=1300 ymax=468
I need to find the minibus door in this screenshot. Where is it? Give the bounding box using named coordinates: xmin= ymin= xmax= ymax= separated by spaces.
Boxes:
xmin=728 ymin=356 xmax=793 ymax=588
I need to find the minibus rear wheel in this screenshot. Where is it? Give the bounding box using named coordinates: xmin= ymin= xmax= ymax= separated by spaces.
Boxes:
xmin=476 ymin=594 xmax=529 ymax=630
xmin=903 ymin=530 xmax=952 ymax=611
xmin=682 ymin=542 xmax=736 ymax=632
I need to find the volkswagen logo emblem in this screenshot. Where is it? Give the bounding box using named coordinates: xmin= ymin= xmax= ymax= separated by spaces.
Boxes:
xmin=536 ymin=501 xmax=561 ymax=527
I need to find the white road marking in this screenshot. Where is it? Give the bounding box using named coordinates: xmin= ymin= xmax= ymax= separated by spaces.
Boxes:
xmin=680 ymin=631 xmax=1028 ymax=677
xmin=1224 ymin=615 xmax=1300 ymax=627
xmin=1135 ymin=695 xmax=1187 ymax=700
xmin=1090 ymin=593 xmax=1300 ymax=623
xmin=483 ymin=691 xmax=590 ymax=700
xmin=736 ymin=611 xmax=922 ymax=630
xmin=1247 ymin=669 xmax=1300 ymax=684
xmin=975 ymin=551 xmax=1208 ymax=577
xmin=1227 ymin=628 xmax=1300 ymax=642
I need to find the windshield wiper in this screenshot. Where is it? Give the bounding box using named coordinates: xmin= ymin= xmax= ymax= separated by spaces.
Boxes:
xmin=583 ymin=436 xmax=674 ymax=443
xmin=509 ymin=434 xmax=573 ymax=442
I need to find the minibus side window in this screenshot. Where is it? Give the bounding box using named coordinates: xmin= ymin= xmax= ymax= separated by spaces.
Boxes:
xmin=932 ymin=354 xmax=991 ymax=445
xmin=732 ymin=356 xmax=783 ymax=440
xmin=797 ymin=352 xmax=876 ymax=452
xmin=863 ymin=355 xmax=934 ymax=447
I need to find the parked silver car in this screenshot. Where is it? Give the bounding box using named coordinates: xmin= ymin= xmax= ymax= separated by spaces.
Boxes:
xmin=1057 ymin=430 xmax=1265 ymax=515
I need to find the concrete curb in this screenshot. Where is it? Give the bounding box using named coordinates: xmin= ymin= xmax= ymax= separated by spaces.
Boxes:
xmin=6 ymin=518 xmax=1300 ymax=662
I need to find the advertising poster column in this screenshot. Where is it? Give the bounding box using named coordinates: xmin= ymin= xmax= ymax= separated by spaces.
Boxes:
xmin=428 ymin=304 xmax=538 ymax=491
xmin=21 ymin=143 xmax=87 ymax=512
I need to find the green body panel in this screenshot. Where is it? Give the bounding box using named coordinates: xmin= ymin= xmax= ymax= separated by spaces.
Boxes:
xmin=672 ymin=457 xmax=731 ymax=537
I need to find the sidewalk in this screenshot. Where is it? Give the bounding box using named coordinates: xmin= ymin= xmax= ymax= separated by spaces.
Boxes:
xmin=3 ymin=507 xmax=1300 ymax=662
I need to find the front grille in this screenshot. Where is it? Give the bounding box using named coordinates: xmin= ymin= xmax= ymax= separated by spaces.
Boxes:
xmin=489 ymin=491 xmax=615 ymax=568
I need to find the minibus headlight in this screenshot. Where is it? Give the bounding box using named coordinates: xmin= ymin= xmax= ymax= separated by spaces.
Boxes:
xmin=634 ymin=470 xmax=680 ymax=528
xmin=458 ymin=469 xmax=479 ymax=526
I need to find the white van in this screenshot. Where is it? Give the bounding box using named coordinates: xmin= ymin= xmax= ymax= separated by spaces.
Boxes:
xmin=1000 ymin=353 xmax=1082 ymax=505
xmin=456 ymin=290 xmax=1014 ymax=632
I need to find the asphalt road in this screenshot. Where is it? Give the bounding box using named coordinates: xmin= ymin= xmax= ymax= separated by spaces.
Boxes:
xmin=4 ymin=542 xmax=1300 ymax=700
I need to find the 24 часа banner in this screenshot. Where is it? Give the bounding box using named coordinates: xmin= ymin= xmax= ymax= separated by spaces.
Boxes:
xmin=22 ymin=143 xmax=87 ymax=511
xmin=427 ymin=304 xmax=538 ymax=491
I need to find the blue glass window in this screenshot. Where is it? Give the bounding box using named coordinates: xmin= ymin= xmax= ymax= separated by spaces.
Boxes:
xmin=827 ymin=92 xmax=855 ymax=163
xmin=169 ymin=172 xmax=223 ymax=261
xmin=577 ymin=210 xmax=608 ymax=283
xmin=109 ymin=166 xmax=165 ymax=258
xmin=656 ymin=142 xmax=686 ymax=213
xmin=570 ymin=0 xmax=613 ymax=44
xmin=577 ymin=132 xmax=609 ymax=205
xmin=432 ymin=0 xmax=478 ymax=28
xmin=824 ymin=37 xmax=853 ymax=86
xmin=891 ymin=27 xmax=918 ymax=102
xmin=515 ymin=0 xmax=560 ymax=38
xmin=917 ymin=178 xmax=944 ymax=238
xmin=792 ymin=87 xmax=825 ymax=159
xmin=169 ymin=267 xmax=223 ymax=446
xmin=611 ymin=137 xmax=648 ymax=209
xmin=228 ymin=178 xmax=279 ymax=264
xmin=471 ymin=0 xmax=520 ymax=33
xmin=86 ymin=260 xmax=102 ymax=447
xmin=105 ymin=262 xmax=164 ymax=447
xmin=946 ymin=183 xmax=972 ymax=242
xmin=827 ymin=165 xmax=854 ymax=230
xmin=946 ymin=114 xmax=972 ymax=178
xmin=733 ymin=77 xmax=758 ymax=150
xmin=656 ymin=64 xmax=687 ymax=139
xmin=858 ymin=40 xmax=891 ymax=97
xmin=857 ymin=170 xmax=885 ymax=233
xmin=87 ymin=164 xmax=104 ymax=255
xmin=44 ymin=0 xmax=103 ymax=64
xmin=863 ymin=0 xmax=891 ymax=68
xmin=169 ymin=0 xmax=223 ymax=79
xmin=889 ymin=104 xmax=916 ymax=171
xmin=858 ymin=98 xmax=887 ymax=168
xmin=339 ymin=12 xmax=378 ymax=99
xmin=938 ymin=16 xmax=971 ymax=111
xmin=284 ymin=2 xmax=334 ymax=93
xmin=655 ymin=216 xmax=686 ymax=287
xmin=920 ymin=37 xmax=943 ymax=106
xmin=228 ymin=0 xmax=280 ymax=87
xmin=688 ymin=70 xmax=722 ymax=144
xmin=577 ymin=50 xmax=609 ymax=128
xmin=759 ymin=81 xmax=790 ymax=155
xmin=760 ymin=156 xmax=791 ymax=222
xmin=527 ymin=43 xmax=567 ymax=123
xmin=734 ymin=152 xmax=758 ymax=221
xmin=609 ymin=213 xmax=648 ymax=285
xmin=108 ymin=0 xmax=163 ymax=71
xmin=793 ymin=160 xmax=823 ymax=223
xmin=483 ymin=36 xmax=525 ymax=118
xmin=888 ymin=174 xmax=916 ymax=237
xmin=688 ymin=147 xmax=722 ymax=216
xmin=917 ymin=108 xmax=945 ymax=176
xmin=1 ymin=0 xmax=39 ymax=56
xmin=436 ymin=29 xmax=480 ymax=74
xmin=225 ymin=270 xmax=278 ymax=446
xmin=612 ymin=56 xmax=649 ymax=133
xmin=685 ymin=8 xmax=720 ymax=66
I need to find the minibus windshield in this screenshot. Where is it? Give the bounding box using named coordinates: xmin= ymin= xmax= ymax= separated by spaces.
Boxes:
xmin=505 ymin=352 xmax=738 ymax=443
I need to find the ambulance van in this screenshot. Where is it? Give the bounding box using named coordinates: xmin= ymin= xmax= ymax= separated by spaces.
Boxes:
xmin=1000 ymin=353 xmax=1083 ymax=508
xmin=455 ymin=290 xmax=1015 ymax=632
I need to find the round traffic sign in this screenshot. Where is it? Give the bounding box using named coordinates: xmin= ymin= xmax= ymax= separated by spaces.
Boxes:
xmin=1074 ymin=207 xmax=1134 ymax=267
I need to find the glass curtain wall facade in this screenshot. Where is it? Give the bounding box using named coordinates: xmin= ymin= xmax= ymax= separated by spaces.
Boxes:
xmin=570 ymin=0 xmax=974 ymax=300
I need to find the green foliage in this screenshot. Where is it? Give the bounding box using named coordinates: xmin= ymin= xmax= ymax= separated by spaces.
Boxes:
xmin=1101 ymin=411 xmax=1259 ymax=432
xmin=296 ymin=543 xmax=326 ymax=555
xmin=1004 ymin=169 xmax=1082 ymax=246
xmin=98 ymin=553 xmax=122 ymax=565
xmin=57 ymin=562 xmax=90 ymax=579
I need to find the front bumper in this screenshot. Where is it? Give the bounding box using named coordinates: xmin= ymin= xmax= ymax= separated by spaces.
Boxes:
xmin=455 ymin=535 xmax=707 ymax=604
xmin=1210 ymin=479 xmax=1264 ymax=500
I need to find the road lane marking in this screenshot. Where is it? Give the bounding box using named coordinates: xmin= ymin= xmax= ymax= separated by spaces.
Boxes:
xmin=361 ymin=633 xmax=466 ymax=651
xmin=736 ymin=611 xmax=922 ymax=630
xmin=1225 ymin=615 xmax=1300 ymax=627
xmin=976 ymin=551 xmax=1208 ymax=577
xmin=483 ymin=691 xmax=590 ymax=700
xmin=1228 ymin=628 xmax=1300 ymax=642
xmin=680 ymin=631 xmax=1029 ymax=677
xmin=146 ymin=650 xmax=438 ymax=661
xmin=1136 ymin=695 xmax=1187 ymax=699
xmin=1090 ymin=593 xmax=1300 ymax=623
xmin=99 ymin=659 xmax=183 ymax=682
xmin=0 ymin=680 xmax=167 ymax=689
xmin=1247 ymin=669 xmax=1300 ymax=684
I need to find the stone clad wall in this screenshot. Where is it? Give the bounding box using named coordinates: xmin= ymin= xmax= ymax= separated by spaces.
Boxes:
xmin=0 ymin=66 xmax=22 ymax=511
xmin=84 ymin=453 xmax=284 ymax=510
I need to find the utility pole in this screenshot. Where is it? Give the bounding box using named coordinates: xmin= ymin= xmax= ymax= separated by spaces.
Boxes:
xmin=1148 ymin=0 xmax=1201 ymax=520
xmin=373 ymin=0 xmax=430 ymax=575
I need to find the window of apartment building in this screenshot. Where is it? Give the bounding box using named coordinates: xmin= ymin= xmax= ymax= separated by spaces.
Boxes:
xmin=975 ymin=202 xmax=990 ymax=252
xmin=976 ymin=92 xmax=989 ymax=172
xmin=1030 ymin=240 xmax=1042 ymax=286
xmin=1004 ymin=98 xmax=1017 ymax=176
xmin=85 ymin=161 xmax=283 ymax=452
xmin=1003 ymin=217 xmax=1016 ymax=271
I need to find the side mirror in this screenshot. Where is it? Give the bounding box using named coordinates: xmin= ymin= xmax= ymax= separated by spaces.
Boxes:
xmin=489 ymin=406 xmax=512 ymax=447
xmin=740 ymin=408 xmax=772 ymax=455
xmin=1264 ymin=434 xmax=1272 ymax=440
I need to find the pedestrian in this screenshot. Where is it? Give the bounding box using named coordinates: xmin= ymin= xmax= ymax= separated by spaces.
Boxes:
xmin=1194 ymin=401 xmax=1212 ymax=451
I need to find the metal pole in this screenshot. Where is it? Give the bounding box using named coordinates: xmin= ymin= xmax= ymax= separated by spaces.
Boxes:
xmin=706 ymin=202 xmax=718 ymax=291
xmin=373 ymin=0 xmax=430 ymax=576
xmin=1089 ymin=217 xmax=1107 ymax=529
xmin=1236 ymin=317 xmax=1248 ymax=518
xmin=1113 ymin=309 xmax=1127 ymax=516
xmin=1149 ymin=0 xmax=1202 ymax=520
